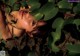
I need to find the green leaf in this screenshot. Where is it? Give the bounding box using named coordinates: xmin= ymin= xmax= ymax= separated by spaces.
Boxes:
xmin=73 ymin=3 xmax=80 ymax=14
xmin=51 ymin=30 xmax=61 ymax=52
xmin=48 ymin=0 xmax=54 ymax=2
xmin=52 ymin=18 xmax=64 ymax=29
xmin=51 ymin=18 xmax=64 ymax=42
xmin=39 ymin=2 xmax=58 ymax=20
xmin=8 ymin=0 xmax=18 ymax=6
xmin=48 ymin=28 xmax=61 ymax=52
xmin=64 ymin=19 xmax=74 ymax=25
xmin=27 ymin=0 xmax=40 ymax=11
xmin=5 ymin=6 xmax=11 ymax=14
xmin=34 ymin=13 xmax=44 ymax=20
xmin=51 ymin=43 xmax=60 ymax=52
xmin=50 ymin=18 xmax=64 ymax=52
xmin=13 ymin=3 xmax=21 ymax=11
xmin=20 ymin=1 xmax=28 ymax=7
xmin=51 ymin=28 xmax=61 ymax=43
xmin=57 ymin=0 xmax=72 ymax=9
xmin=73 ymin=19 xmax=80 ymax=26
xmin=73 ymin=19 xmax=80 ymax=31
xmin=67 ymin=44 xmax=80 ymax=53
xmin=48 ymin=36 xmax=53 ymax=48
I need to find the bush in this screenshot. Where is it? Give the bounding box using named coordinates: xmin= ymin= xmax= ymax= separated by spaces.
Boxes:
xmin=0 ymin=0 xmax=80 ymax=56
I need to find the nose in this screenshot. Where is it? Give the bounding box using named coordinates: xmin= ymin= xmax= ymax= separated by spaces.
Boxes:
xmin=37 ymin=20 xmax=46 ymax=27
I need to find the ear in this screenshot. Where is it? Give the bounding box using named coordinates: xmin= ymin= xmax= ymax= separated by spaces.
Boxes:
xmin=37 ymin=20 xmax=46 ymax=27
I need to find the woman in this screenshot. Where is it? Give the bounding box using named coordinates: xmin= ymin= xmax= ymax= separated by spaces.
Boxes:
xmin=0 ymin=6 xmax=46 ymax=41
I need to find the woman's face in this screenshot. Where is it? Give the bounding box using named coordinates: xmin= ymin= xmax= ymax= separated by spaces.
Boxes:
xmin=10 ymin=9 xmax=46 ymax=37
xmin=10 ymin=10 xmax=37 ymax=32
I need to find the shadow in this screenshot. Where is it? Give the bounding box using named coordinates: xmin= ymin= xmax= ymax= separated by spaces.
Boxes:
xmin=63 ymin=24 xmax=80 ymax=40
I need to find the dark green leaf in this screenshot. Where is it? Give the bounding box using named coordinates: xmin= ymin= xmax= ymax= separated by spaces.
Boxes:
xmin=48 ymin=36 xmax=53 ymax=48
xmin=68 ymin=53 xmax=80 ymax=56
xmin=48 ymin=0 xmax=54 ymax=2
xmin=8 ymin=0 xmax=18 ymax=6
xmin=67 ymin=44 xmax=80 ymax=53
xmin=13 ymin=3 xmax=21 ymax=11
xmin=50 ymin=18 xmax=64 ymax=52
xmin=27 ymin=0 xmax=40 ymax=11
xmin=51 ymin=30 xmax=61 ymax=52
xmin=57 ymin=0 xmax=72 ymax=9
xmin=34 ymin=13 xmax=44 ymax=20
xmin=52 ymin=18 xmax=64 ymax=29
xmin=51 ymin=28 xmax=61 ymax=43
xmin=73 ymin=3 xmax=80 ymax=14
xmin=51 ymin=43 xmax=60 ymax=52
xmin=73 ymin=19 xmax=80 ymax=31
xmin=39 ymin=2 xmax=58 ymax=20
xmin=20 ymin=1 xmax=28 ymax=7
xmin=73 ymin=19 xmax=80 ymax=26
xmin=64 ymin=19 xmax=74 ymax=25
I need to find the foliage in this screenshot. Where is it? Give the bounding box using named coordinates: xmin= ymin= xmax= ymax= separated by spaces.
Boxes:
xmin=0 ymin=0 xmax=80 ymax=56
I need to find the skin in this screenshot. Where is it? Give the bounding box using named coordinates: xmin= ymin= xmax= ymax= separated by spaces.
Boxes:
xmin=0 ymin=7 xmax=46 ymax=41
xmin=0 ymin=10 xmax=12 ymax=40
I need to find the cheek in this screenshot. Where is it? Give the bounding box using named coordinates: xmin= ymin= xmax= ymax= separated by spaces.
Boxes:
xmin=21 ymin=20 xmax=29 ymax=29
xmin=16 ymin=19 xmax=28 ymax=29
